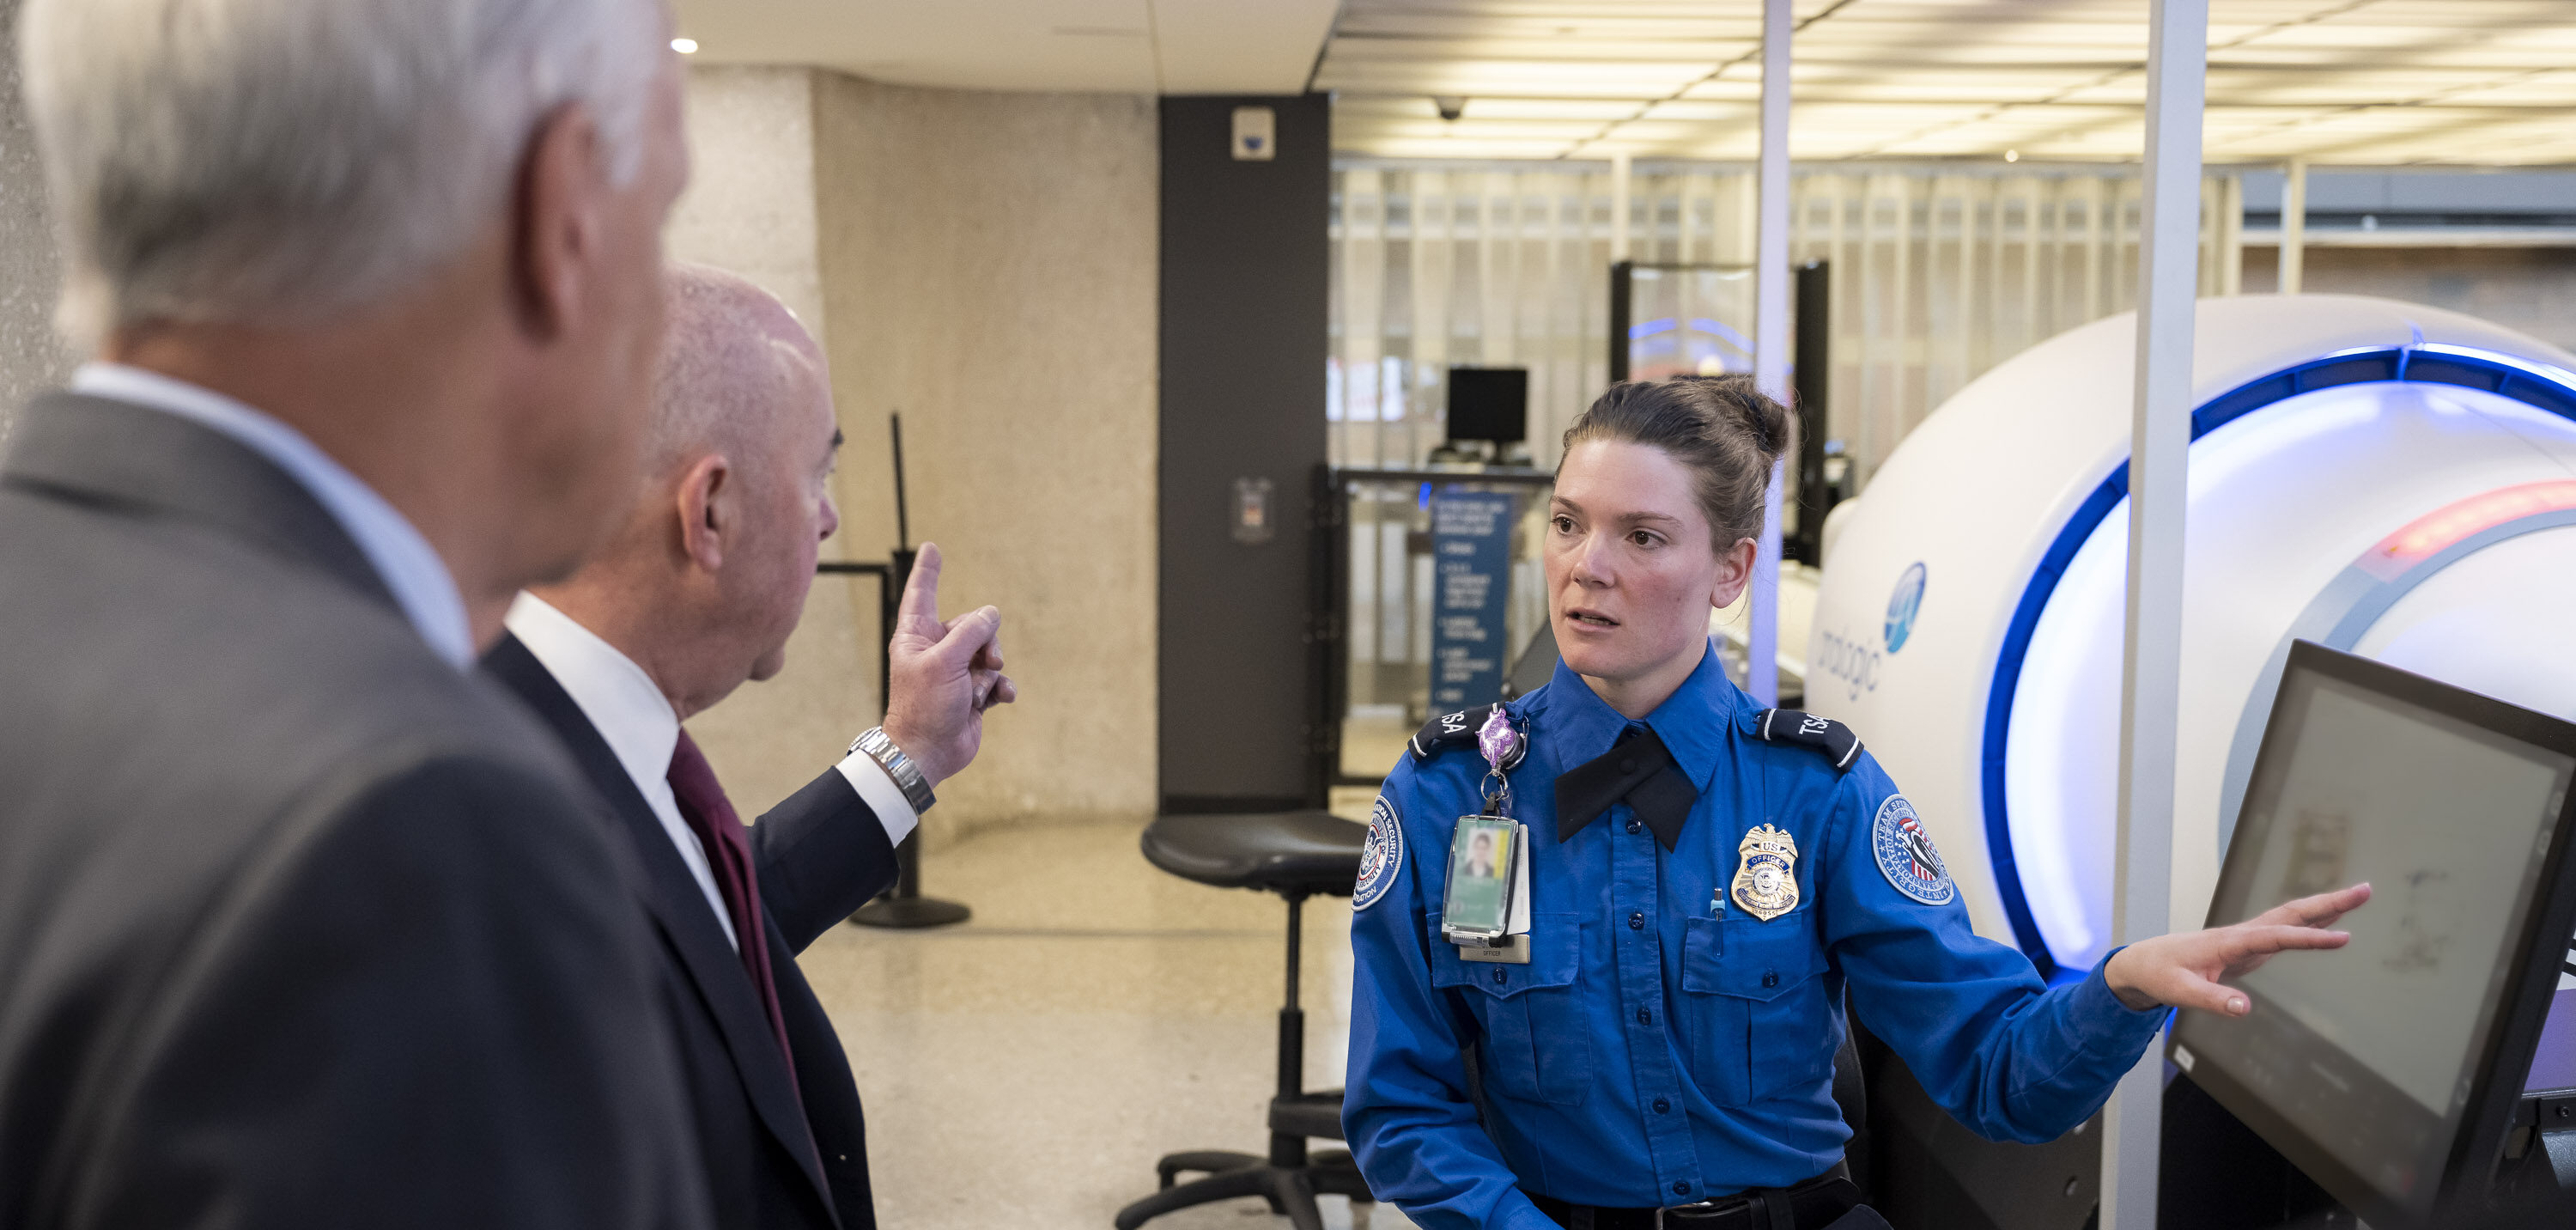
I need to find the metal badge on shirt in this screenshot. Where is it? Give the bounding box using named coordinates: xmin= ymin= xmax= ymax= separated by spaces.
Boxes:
xmin=1730 ymin=823 xmax=1801 ymax=922
xmin=1443 ymin=709 xmax=1531 ymax=963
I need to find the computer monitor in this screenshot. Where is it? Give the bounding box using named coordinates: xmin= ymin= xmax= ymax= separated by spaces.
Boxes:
xmin=1446 ymin=368 xmax=1528 ymax=445
xmin=2172 ymin=641 xmax=2576 ymax=1227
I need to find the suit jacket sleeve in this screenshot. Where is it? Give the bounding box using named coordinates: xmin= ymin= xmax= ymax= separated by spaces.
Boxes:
xmin=749 ymin=769 xmax=902 ymax=953
xmin=58 ymin=754 xmax=712 ymax=1230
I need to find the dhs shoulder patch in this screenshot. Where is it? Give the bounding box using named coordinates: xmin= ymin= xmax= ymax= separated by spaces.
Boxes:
xmin=1352 ymin=795 xmax=1403 ymax=910
xmin=1407 ymin=703 xmax=1527 ymax=770
xmin=1871 ymin=795 xmax=1955 ymax=906
xmin=1753 ymin=709 xmax=1864 ymax=772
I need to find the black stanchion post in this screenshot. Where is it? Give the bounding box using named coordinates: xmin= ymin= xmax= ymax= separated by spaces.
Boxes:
xmin=849 ymin=414 xmax=969 ymax=929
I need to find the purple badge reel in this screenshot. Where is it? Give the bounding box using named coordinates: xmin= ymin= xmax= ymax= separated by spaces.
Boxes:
xmin=1476 ymin=708 xmax=1522 ymax=812
xmin=1447 ymin=707 xmax=1532 ymax=965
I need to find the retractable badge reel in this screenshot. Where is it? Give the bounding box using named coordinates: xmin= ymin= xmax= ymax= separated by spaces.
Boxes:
xmin=1443 ymin=709 xmax=1532 ymax=964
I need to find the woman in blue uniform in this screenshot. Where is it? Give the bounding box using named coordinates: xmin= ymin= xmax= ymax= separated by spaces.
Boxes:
xmin=1342 ymin=375 xmax=2371 ymax=1230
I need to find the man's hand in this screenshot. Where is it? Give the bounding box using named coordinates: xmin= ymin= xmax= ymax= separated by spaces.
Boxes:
xmin=879 ymin=542 xmax=1018 ymax=788
xmin=2102 ymin=882 xmax=2372 ymax=1015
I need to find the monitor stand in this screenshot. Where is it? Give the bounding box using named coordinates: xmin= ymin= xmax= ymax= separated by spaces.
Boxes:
xmin=2502 ymin=988 xmax=2576 ymax=1196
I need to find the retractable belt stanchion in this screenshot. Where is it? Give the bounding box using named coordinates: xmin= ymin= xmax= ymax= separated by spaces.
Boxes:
xmin=827 ymin=414 xmax=970 ymax=929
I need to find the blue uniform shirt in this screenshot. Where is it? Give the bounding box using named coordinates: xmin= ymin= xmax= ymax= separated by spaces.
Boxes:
xmin=1343 ymin=648 xmax=2167 ymax=1228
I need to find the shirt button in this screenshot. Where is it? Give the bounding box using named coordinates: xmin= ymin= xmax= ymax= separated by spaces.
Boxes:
xmin=1636 ymin=1008 xmax=1652 ymax=1026
xmin=1492 ymin=969 xmax=1506 ymax=984
xmin=1625 ymin=819 xmax=1642 ymax=834
xmin=1628 ymin=912 xmax=1645 ymax=930
xmin=1653 ymin=1099 xmax=1670 ymax=1113
xmin=1763 ymin=971 xmax=1780 ymax=989
xmin=1674 ymin=1182 xmax=1692 ymax=1197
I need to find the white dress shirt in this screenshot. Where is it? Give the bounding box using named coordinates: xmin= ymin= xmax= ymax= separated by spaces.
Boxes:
xmin=504 ymin=594 xmax=922 ymax=952
xmin=70 ymin=362 xmax=475 ymax=669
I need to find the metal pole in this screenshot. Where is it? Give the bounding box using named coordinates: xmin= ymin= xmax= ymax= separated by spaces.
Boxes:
xmin=1747 ymin=0 xmax=1792 ymax=707
xmin=2280 ymin=157 xmax=2307 ymax=295
xmin=1611 ymin=151 xmax=1633 ymax=264
xmin=2102 ymin=0 xmax=2204 ymax=1226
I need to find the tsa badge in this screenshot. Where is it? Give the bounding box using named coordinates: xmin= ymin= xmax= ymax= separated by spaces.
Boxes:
xmin=1871 ymin=795 xmax=1955 ymax=906
xmin=1353 ymin=795 xmax=1403 ymax=910
xmin=1730 ymin=824 xmax=1801 ymax=922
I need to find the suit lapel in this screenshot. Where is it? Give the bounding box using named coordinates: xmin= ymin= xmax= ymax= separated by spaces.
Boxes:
xmin=483 ymin=635 xmax=837 ymax=1213
xmin=0 ymin=393 xmax=398 ymax=612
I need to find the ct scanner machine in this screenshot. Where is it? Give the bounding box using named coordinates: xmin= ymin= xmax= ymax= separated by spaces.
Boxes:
xmin=1809 ymin=294 xmax=2576 ymax=984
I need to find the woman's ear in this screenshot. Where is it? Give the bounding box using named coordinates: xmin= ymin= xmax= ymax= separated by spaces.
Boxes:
xmin=1709 ymin=536 xmax=1759 ymax=609
xmin=674 ymin=454 xmax=732 ymax=572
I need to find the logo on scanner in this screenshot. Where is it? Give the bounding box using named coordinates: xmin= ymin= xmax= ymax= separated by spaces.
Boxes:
xmin=1872 ymin=794 xmax=1954 ymax=906
xmin=1885 ymin=562 xmax=1927 ymax=653
xmin=1354 ymin=795 xmax=1403 ymax=910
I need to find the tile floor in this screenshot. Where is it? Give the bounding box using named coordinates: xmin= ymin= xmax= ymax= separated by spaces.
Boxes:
xmin=797 ymin=812 xmax=1419 ymax=1230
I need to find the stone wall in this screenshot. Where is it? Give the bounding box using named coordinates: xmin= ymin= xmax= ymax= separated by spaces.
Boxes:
xmin=673 ymin=67 xmax=1160 ymax=842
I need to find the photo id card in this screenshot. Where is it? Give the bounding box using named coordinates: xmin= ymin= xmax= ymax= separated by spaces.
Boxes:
xmin=1442 ymin=816 xmax=1519 ymax=941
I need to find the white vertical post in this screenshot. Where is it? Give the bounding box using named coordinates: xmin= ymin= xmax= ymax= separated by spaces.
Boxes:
xmin=2280 ymin=157 xmax=2307 ymax=294
xmin=1748 ymin=0 xmax=1792 ymax=707
xmin=2103 ymin=1 xmax=2203 ymax=1227
xmin=1611 ymin=151 xmax=1633 ymax=264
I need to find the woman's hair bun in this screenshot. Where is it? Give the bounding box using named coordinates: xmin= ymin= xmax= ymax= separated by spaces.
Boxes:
xmin=1560 ymin=373 xmax=1797 ymax=549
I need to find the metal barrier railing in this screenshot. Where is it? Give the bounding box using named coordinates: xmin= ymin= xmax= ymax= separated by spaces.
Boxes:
xmin=1309 ymin=466 xmax=1556 ymax=792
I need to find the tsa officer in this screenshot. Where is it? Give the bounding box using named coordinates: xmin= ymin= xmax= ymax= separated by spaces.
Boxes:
xmin=1341 ymin=374 xmax=2372 ymax=1230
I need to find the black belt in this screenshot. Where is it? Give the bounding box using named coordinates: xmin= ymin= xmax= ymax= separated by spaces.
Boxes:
xmin=1528 ymin=1162 xmax=1865 ymax=1230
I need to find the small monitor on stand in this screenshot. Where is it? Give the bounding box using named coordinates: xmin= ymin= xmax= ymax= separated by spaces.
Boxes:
xmin=2172 ymin=641 xmax=2576 ymax=1227
xmin=1439 ymin=367 xmax=1528 ymax=466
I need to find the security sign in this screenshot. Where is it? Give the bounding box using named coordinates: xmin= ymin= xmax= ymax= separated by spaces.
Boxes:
xmin=1871 ymin=794 xmax=1955 ymax=906
xmin=1354 ymin=795 xmax=1404 ymax=910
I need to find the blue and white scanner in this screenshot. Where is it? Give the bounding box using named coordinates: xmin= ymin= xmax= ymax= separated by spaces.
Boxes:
xmin=1809 ymin=295 xmax=2576 ymax=982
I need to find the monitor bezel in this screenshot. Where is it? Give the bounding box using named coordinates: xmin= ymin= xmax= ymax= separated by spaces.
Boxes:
xmin=2169 ymin=639 xmax=2576 ymax=1229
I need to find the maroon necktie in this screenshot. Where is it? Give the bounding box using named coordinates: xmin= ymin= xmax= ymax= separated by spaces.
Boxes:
xmin=666 ymin=729 xmax=797 ymax=1081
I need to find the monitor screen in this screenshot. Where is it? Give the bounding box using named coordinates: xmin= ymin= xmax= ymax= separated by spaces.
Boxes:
xmin=2173 ymin=642 xmax=2576 ymax=1225
xmin=1446 ymin=368 xmax=1528 ymax=444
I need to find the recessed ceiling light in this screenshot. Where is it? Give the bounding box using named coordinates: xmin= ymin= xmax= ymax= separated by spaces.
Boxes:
xmin=671 ymin=37 xmax=698 ymax=54
xmin=2004 ymin=149 xmax=2020 ymax=162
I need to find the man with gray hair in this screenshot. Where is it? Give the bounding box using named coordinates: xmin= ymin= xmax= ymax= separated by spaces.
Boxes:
xmin=0 ymin=1 xmax=708 ymax=1226
xmin=488 ymin=263 xmax=1017 ymax=1229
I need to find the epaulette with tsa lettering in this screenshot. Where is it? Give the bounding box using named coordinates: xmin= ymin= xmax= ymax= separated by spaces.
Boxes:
xmin=1407 ymin=703 xmax=1528 ymax=770
xmin=1753 ymin=709 xmax=1864 ymax=772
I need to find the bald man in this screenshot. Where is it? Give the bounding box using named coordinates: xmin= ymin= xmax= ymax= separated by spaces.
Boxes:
xmin=482 ymin=265 xmax=1013 ymax=1230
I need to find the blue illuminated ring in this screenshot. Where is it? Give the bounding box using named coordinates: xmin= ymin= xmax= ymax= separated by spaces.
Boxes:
xmin=1978 ymin=344 xmax=2576 ymax=982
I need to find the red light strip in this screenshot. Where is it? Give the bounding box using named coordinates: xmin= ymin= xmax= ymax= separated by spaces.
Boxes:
xmin=2359 ymin=479 xmax=2576 ymax=581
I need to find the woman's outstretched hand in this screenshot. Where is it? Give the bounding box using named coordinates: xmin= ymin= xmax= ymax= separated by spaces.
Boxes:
xmin=2101 ymin=883 xmax=2373 ymax=1015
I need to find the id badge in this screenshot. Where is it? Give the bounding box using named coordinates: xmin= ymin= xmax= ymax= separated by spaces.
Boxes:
xmin=1441 ymin=816 xmax=1516 ymax=941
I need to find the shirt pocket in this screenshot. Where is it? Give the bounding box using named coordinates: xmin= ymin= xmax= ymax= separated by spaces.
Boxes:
xmin=1430 ymin=912 xmax=1592 ymax=1106
xmin=1680 ymin=914 xmax=1832 ymax=1106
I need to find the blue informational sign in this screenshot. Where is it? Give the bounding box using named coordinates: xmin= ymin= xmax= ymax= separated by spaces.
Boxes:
xmin=1428 ymin=490 xmax=1517 ymax=709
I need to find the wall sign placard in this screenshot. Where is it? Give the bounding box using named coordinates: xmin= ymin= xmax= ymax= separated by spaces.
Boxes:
xmin=1429 ymin=490 xmax=1516 ymax=709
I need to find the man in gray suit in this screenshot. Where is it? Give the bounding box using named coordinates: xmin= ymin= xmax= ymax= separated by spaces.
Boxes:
xmin=0 ymin=1 xmax=709 ymax=1226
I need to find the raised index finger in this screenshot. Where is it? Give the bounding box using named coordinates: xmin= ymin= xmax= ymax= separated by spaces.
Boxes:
xmin=896 ymin=541 xmax=945 ymax=635
xmin=2253 ymin=882 xmax=2372 ymax=929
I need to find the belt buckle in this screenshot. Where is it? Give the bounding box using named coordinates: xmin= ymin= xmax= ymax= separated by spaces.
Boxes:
xmin=1654 ymin=1199 xmax=1722 ymax=1230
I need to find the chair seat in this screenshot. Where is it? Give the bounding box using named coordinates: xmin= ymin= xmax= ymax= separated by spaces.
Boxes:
xmin=1141 ymin=810 xmax=1366 ymax=898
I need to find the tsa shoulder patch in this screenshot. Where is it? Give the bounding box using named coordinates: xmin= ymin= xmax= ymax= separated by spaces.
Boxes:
xmin=1870 ymin=794 xmax=1955 ymax=906
xmin=1754 ymin=709 xmax=1864 ymax=772
xmin=1407 ymin=703 xmax=1527 ymax=770
xmin=1353 ymin=794 xmax=1403 ymax=910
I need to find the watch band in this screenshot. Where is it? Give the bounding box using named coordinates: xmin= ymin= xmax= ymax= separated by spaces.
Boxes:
xmin=849 ymin=727 xmax=936 ymax=814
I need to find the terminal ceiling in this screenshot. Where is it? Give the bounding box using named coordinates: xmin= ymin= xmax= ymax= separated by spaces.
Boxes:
xmin=675 ymin=1 xmax=2576 ymax=167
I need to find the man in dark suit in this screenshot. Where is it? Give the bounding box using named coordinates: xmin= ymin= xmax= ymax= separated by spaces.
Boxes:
xmin=0 ymin=2 xmax=712 ymax=1226
xmin=484 ymin=264 xmax=1016 ymax=1230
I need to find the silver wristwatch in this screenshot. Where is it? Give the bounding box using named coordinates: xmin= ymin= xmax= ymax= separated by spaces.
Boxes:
xmin=849 ymin=727 xmax=936 ymax=814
